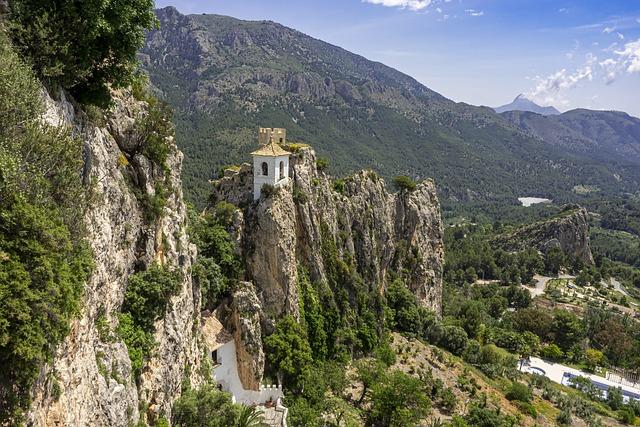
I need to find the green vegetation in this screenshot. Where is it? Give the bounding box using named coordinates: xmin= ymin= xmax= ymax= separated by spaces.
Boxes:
xmin=0 ymin=31 xmax=92 ymax=421
xmin=117 ymin=265 xmax=182 ymax=378
xmin=505 ymin=382 xmax=532 ymax=403
xmin=392 ymin=175 xmax=417 ymax=192
xmin=172 ymin=384 xmax=266 ymax=427
xmin=368 ymin=369 xmax=431 ymax=426
xmin=8 ymin=0 xmax=157 ymax=105
xmin=315 ymin=157 xmax=329 ymax=171
xmin=260 ymin=184 xmax=279 ymax=199
xmin=264 ymin=316 xmax=313 ymax=390
xmin=445 ymin=224 xmax=544 ymax=285
xmin=189 ymin=203 xmax=243 ymax=310
xmin=135 ymin=95 xmax=175 ymax=172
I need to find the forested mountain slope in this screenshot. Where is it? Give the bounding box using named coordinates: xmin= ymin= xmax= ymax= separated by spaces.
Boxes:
xmin=140 ymin=7 xmax=640 ymax=209
xmin=501 ymin=109 xmax=640 ymax=166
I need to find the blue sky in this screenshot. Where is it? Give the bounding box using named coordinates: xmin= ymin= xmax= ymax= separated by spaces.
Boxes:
xmin=155 ymin=0 xmax=640 ymax=117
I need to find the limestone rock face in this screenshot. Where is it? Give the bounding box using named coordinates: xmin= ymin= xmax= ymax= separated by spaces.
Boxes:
xmin=225 ymin=282 xmax=266 ymax=391
xmin=395 ymin=180 xmax=445 ymax=306
xmin=28 ymin=90 xmax=203 ymax=426
xmin=212 ymin=146 xmax=444 ymax=317
xmin=245 ymin=185 xmax=300 ymax=320
xmin=493 ymin=205 xmax=594 ymax=264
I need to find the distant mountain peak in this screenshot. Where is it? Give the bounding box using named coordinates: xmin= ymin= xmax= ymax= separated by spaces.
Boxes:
xmin=495 ymin=95 xmax=560 ymax=116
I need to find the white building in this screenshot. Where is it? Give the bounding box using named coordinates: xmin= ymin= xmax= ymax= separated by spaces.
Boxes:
xmin=251 ymin=128 xmax=292 ymax=200
xmin=202 ymin=315 xmax=288 ymax=426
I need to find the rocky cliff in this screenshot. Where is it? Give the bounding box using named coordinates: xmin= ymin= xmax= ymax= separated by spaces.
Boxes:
xmin=210 ymin=145 xmax=444 ymax=386
xmin=27 ymin=90 xmax=203 ymax=426
xmin=493 ymin=206 xmax=594 ymax=264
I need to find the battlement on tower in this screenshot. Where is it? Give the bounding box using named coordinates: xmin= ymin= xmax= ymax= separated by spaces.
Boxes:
xmin=258 ymin=128 xmax=286 ymax=145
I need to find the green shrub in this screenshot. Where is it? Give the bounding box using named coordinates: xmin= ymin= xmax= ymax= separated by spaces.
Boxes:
xmin=556 ymin=409 xmax=572 ymax=426
xmin=393 ymin=175 xmax=417 ymax=192
xmin=95 ymin=313 xmax=113 ymax=342
xmin=0 ymin=32 xmax=92 ymax=421
xmin=540 ymin=343 xmax=564 ymax=361
xmin=137 ymin=97 xmax=174 ymax=170
xmin=515 ymin=401 xmax=537 ymax=418
xmin=368 ymin=370 xmax=431 ymax=427
xmin=506 ymin=382 xmax=532 ymax=403
xmin=607 ymin=386 xmax=624 ymax=410
xmin=293 ymin=187 xmax=309 ymax=204
xmin=619 ymin=407 xmax=636 ymax=424
xmin=440 ymin=325 xmax=469 ymax=356
xmin=333 ymin=179 xmax=346 ymax=194
xmin=316 ymin=157 xmax=329 ymax=171
xmin=213 ymin=201 xmax=237 ymax=227
xmin=264 ymin=316 xmax=313 ymax=389
xmin=260 ymin=183 xmax=279 ymax=198
xmin=192 ymin=257 xmax=227 ymax=310
xmin=8 ymin=0 xmax=158 ymax=105
xmin=172 ymin=385 xmax=243 ymax=427
xmin=439 ymin=387 xmax=458 ymax=412
xmin=117 ymin=265 xmax=182 ymax=377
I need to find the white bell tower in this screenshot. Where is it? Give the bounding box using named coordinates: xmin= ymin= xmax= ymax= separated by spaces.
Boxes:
xmin=251 ymin=128 xmax=292 ymax=200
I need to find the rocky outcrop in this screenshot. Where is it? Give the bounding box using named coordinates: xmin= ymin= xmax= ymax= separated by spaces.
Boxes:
xmin=225 ymin=282 xmax=265 ymax=391
xmin=28 ymin=90 xmax=203 ymax=426
xmin=493 ymin=205 xmax=594 ymax=264
xmin=211 ymin=146 xmax=444 ymax=318
xmin=245 ymin=187 xmax=300 ymax=320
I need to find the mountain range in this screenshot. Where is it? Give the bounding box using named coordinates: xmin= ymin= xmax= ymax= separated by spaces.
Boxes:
xmin=494 ymin=94 xmax=560 ymax=115
xmin=140 ymin=7 xmax=640 ymax=211
xmin=500 ymin=109 xmax=640 ymax=165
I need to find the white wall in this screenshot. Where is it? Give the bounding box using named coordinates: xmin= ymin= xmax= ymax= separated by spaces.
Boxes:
xmin=253 ymin=155 xmax=290 ymax=200
xmin=213 ymin=340 xmax=284 ymax=406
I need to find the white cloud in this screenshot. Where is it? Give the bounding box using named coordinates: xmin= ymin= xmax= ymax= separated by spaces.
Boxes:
xmin=617 ymin=32 xmax=625 ymax=40
xmin=465 ymin=9 xmax=484 ymax=17
xmin=558 ymin=8 xmax=568 ymax=13
xmin=526 ymin=61 xmax=594 ymax=106
xmin=525 ymin=38 xmax=640 ymax=102
xmin=616 ymin=39 xmax=640 ymax=73
xmin=599 ymin=58 xmax=619 ymax=84
xmin=363 ymin=0 xmax=432 ymax=11
xmin=603 ymin=26 xmax=615 ymax=34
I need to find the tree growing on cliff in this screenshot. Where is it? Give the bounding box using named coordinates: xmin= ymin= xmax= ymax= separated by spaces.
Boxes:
xmin=264 ymin=316 xmax=313 ymax=389
xmin=8 ymin=0 xmax=158 ymax=104
xmin=392 ymin=175 xmax=417 ymax=192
